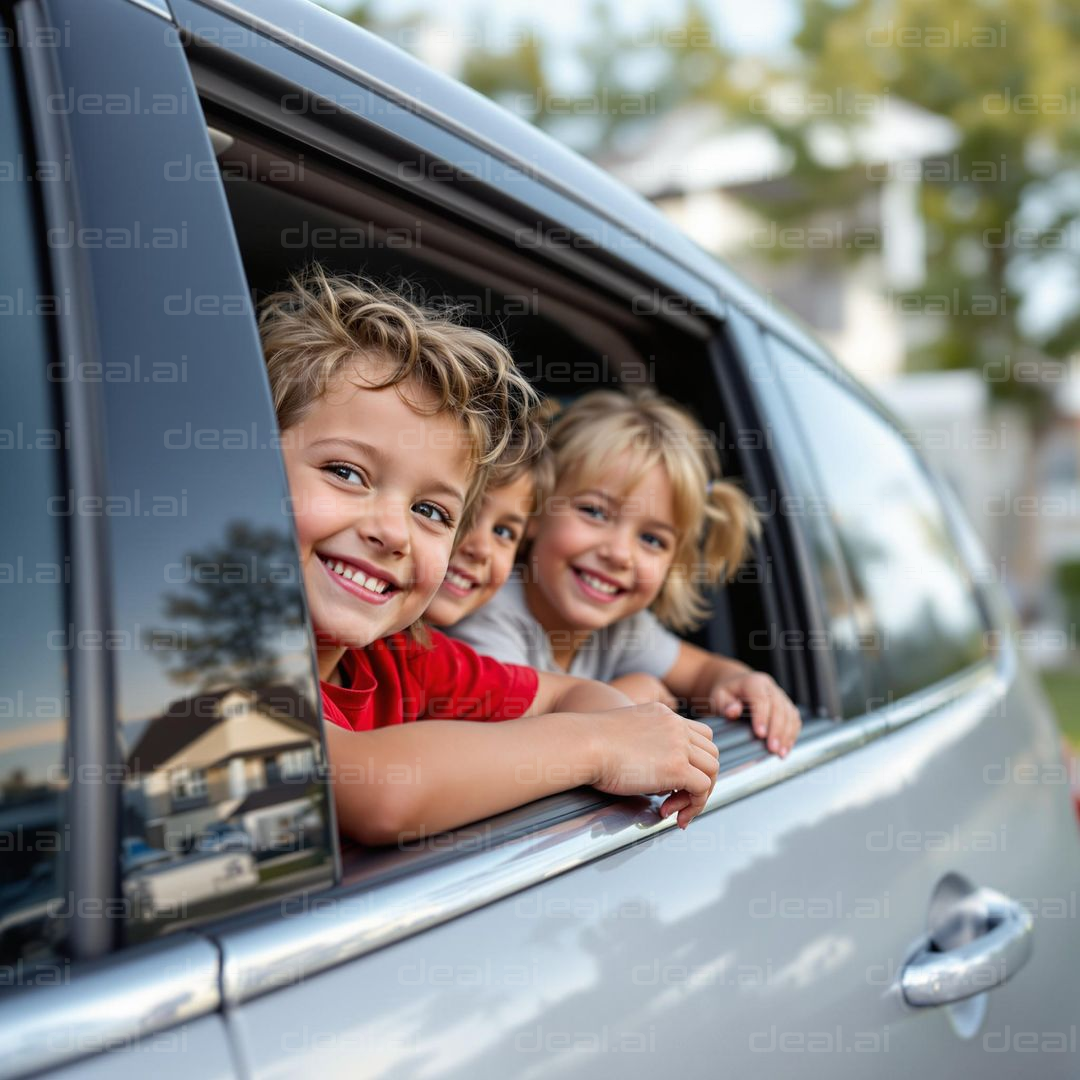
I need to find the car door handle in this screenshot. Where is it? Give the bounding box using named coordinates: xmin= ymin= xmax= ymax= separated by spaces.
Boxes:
xmin=900 ymin=887 xmax=1034 ymax=1007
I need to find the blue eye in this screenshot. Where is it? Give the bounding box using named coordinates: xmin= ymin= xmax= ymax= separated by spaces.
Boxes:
xmin=414 ymin=501 xmax=451 ymax=526
xmin=493 ymin=523 xmax=519 ymax=543
xmin=325 ymin=462 xmax=365 ymax=486
xmin=578 ymin=503 xmax=607 ymax=521
xmin=641 ymin=532 xmax=667 ymax=550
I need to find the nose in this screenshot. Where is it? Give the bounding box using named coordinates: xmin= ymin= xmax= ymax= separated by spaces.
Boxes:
xmin=362 ymin=498 xmax=410 ymax=556
xmin=457 ymin=527 xmax=492 ymax=566
xmin=600 ymin=527 xmax=632 ymax=569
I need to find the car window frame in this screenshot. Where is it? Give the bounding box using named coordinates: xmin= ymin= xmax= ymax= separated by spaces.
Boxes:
xmin=15 ymin=0 xmax=120 ymax=964
xmin=51 ymin=0 xmax=1010 ymax=1022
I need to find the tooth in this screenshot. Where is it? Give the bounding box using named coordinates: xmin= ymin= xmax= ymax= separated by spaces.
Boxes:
xmin=342 ymin=567 xmax=355 ymax=581
xmin=334 ymin=561 xmax=345 ymax=574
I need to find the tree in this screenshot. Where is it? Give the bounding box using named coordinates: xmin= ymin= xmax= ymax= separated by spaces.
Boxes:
xmin=755 ymin=0 xmax=1080 ymax=414
xmin=148 ymin=521 xmax=306 ymax=691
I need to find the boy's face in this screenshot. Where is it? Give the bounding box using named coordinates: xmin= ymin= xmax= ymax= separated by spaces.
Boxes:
xmin=523 ymin=462 xmax=678 ymax=636
xmin=425 ymin=471 xmax=535 ymax=627
xmin=281 ymin=367 xmax=473 ymax=662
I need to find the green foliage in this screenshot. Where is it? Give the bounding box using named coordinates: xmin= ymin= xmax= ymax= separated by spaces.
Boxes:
xmin=774 ymin=0 xmax=1080 ymax=405
xmin=334 ymin=0 xmax=1080 ymax=409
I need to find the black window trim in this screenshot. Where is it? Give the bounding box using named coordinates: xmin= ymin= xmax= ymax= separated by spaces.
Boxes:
xmin=15 ymin=0 xmax=121 ymax=963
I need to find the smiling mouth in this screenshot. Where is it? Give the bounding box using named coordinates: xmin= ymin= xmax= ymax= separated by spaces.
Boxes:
xmin=571 ymin=566 xmax=627 ymax=599
xmin=442 ymin=567 xmax=482 ymax=597
xmin=319 ymin=555 xmax=398 ymax=599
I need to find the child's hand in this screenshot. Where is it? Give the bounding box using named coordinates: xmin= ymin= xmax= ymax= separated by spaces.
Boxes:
xmin=609 ymin=672 xmax=678 ymax=709
xmin=707 ymin=672 xmax=801 ymax=758
xmin=588 ymin=704 xmax=720 ymax=828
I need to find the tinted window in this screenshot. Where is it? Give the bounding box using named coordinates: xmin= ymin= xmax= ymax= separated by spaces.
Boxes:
xmin=28 ymin=0 xmax=341 ymax=942
xmin=0 ymin=32 xmax=70 ymax=974
xmin=740 ymin=324 xmax=868 ymax=717
xmin=765 ymin=336 xmax=987 ymax=710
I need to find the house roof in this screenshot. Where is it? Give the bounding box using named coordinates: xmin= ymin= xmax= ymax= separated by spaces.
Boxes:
xmin=127 ymin=685 xmax=317 ymax=776
xmin=599 ymin=96 xmax=960 ymax=200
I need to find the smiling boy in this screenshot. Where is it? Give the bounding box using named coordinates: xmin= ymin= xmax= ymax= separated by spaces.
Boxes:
xmin=425 ymin=430 xmax=553 ymax=630
xmin=260 ymin=266 xmax=720 ymax=844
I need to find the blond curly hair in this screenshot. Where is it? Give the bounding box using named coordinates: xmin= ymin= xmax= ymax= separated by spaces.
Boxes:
xmin=258 ymin=263 xmax=541 ymax=522
xmin=545 ymin=389 xmax=760 ymax=633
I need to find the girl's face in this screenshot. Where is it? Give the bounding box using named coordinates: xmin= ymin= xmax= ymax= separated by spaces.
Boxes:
xmin=425 ymin=471 xmax=536 ymax=627
xmin=524 ymin=461 xmax=679 ymax=636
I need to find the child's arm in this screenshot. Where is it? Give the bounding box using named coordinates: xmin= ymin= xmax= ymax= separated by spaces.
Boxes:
xmin=609 ymin=673 xmax=678 ymax=708
xmin=661 ymin=641 xmax=802 ymax=757
xmin=526 ymin=670 xmax=636 ymax=716
xmin=326 ymin=701 xmax=719 ymax=846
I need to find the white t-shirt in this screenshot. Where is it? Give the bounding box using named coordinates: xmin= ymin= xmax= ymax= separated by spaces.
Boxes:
xmin=446 ymin=575 xmax=682 ymax=681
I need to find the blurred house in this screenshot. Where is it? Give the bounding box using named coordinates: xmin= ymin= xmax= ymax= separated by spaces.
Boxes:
xmin=598 ymin=92 xmax=959 ymax=385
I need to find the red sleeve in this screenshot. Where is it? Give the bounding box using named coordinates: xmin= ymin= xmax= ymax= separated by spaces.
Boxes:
xmin=417 ymin=630 xmax=539 ymax=721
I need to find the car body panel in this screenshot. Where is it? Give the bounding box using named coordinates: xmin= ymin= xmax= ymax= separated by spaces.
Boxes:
xmin=228 ymin=658 xmax=1079 ymax=1078
xmin=47 ymin=1014 xmax=236 ymax=1080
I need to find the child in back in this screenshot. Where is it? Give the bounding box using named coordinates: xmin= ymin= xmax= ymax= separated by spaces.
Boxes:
xmin=425 ymin=417 xmax=554 ymax=632
xmin=449 ymin=389 xmax=802 ymax=757
xmin=260 ymin=268 xmax=720 ymax=842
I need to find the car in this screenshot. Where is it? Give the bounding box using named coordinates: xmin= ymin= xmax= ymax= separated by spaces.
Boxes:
xmin=188 ymin=823 xmax=254 ymax=855
xmin=0 ymin=0 xmax=1077 ymax=1077
xmin=120 ymin=838 xmax=176 ymax=873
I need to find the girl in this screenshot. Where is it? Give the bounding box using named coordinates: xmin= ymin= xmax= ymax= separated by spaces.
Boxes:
xmin=449 ymin=389 xmax=802 ymax=757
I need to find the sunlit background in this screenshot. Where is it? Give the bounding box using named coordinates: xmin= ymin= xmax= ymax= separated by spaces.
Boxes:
xmin=321 ymin=0 xmax=1080 ymax=756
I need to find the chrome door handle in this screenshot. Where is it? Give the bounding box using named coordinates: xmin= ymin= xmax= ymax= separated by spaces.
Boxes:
xmin=901 ymin=887 xmax=1034 ymax=1007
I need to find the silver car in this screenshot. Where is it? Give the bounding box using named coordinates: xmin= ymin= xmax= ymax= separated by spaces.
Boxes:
xmin=0 ymin=0 xmax=1076 ymax=1076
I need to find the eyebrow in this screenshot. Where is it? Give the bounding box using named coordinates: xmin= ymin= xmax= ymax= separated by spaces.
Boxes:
xmin=311 ymin=436 xmax=467 ymax=506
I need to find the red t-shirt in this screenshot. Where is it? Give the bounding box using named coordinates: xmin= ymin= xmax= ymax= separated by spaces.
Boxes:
xmin=321 ymin=629 xmax=539 ymax=732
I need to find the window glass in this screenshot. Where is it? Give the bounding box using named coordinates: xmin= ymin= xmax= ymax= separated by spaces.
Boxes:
xmin=742 ymin=328 xmax=868 ymax=717
xmin=0 ymin=32 xmax=70 ymax=975
xmin=765 ymin=335 xmax=987 ymax=710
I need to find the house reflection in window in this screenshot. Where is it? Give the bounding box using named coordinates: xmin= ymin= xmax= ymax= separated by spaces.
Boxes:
xmin=125 ymin=685 xmax=321 ymax=855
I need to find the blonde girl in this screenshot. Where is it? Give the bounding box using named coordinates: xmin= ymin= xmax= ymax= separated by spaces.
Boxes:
xmin=449 ymin=389 xmax=802 ymax=757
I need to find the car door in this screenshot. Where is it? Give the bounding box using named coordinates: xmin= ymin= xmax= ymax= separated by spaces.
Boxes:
xmin=217 ymin=319 xmax=1071 ymax=1080
xmin=729 ymin=309 xmax=1080 ymax=1075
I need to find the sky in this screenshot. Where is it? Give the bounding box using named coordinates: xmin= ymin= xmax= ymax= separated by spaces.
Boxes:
xmin=319 ymin=0 xmax=801 ymax=73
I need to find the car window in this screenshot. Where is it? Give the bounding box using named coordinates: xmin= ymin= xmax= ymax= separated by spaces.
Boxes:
xmin=13 ymin=0 xmax=343 ymax=946
xmin=765 ymin=335 xmax=988 ymax=712
xmin=0 ymin=33 xmax=70 ymax=974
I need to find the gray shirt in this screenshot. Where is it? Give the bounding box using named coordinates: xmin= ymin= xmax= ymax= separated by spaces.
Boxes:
xmin=447 ymin=575 xmax=682 ymax=682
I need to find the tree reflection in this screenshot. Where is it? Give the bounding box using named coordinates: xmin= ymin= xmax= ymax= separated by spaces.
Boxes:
xmin=148 ymin=520 xmax=306 ymax=691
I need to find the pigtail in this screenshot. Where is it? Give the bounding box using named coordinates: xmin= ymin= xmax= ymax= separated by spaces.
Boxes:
xmin=701 ymin=478 xmax=761 ymax=585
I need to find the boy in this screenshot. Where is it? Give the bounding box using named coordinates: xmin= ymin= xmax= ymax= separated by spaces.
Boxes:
xmin=424 ymin=424 xmax=554 ymax=631
xmin=260 ymin=266 xmax=719 ymax=844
